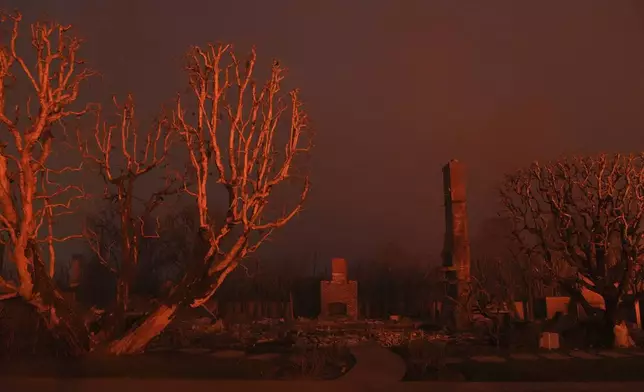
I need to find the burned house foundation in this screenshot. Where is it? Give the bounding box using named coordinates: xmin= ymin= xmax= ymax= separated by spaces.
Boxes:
xmin=320 ymin=258 xmax=358 ymax=320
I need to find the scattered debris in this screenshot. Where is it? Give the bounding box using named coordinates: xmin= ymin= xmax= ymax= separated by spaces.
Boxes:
xmin=193 ymin=317 xmax=212 ymax=326
xmin=146 ymin=315 xmax=482 ymax=360
xmin=539 ymin=332 xmax=560 ymax=350
xmin=191 ymin=318 xmax=225 ymax=334
xmin=614 ymin=321 xmax=636 ymax=348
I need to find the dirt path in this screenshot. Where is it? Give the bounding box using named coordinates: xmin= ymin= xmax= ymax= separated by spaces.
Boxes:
xmin=340 ymin=343 xmax=406 ymax=384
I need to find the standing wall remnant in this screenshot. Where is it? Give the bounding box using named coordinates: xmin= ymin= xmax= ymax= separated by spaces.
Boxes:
xmin=441 ymin=159 xmax=472 ymax=329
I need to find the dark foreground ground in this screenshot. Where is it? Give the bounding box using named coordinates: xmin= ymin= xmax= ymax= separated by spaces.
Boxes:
xmin=3 ymin=379 xmax=644 ymax=392
xmin=448 ymin=356 xmax=644 ymax=382
xmin=5 ymin=349 xmax=644 ymax=382
xmin=0 ymin=350 xmax=351 ymax=380
xmin=393 ymin=342 xmax=644 ymax=382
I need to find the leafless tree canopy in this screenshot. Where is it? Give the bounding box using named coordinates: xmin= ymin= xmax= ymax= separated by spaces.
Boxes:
xmin=0 ymin=11 xmax=98 ymax=354
xmin=105 ymin=45 xmax=312 ymax=354
xmin=77 ymin=94 xmax=179 ymax=337
xmin=172 ymin=44 xmax=312 ymax=307
xmin=500 ymin=154 xmax=644 ymax=314
xmin=0 ymin=12 xmax=93 ymax=300
xmin=0 ymin=11 xmax=313 ymax=356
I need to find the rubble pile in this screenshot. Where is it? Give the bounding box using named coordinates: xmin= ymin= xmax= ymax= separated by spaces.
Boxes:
xmin=294 ymin=331 xmax=369 ymax=348
xmin=373 ymin=329 xmax=451 ymax=347
xmin=147 ymin=316 xmax=478 ymax=353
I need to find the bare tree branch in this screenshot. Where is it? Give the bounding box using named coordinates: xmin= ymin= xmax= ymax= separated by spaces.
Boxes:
xmin=78 ymin=95 xmax=176 ymax=333
xmin=500 ymin=154 xmax=644 ymax=333
xmin=171 ymin=44 xmax=312 ymax=307
xmin=0 ymin=11 xmax=95 ymax=300
xmin=107 ymin=44 xmax=312 ymax=355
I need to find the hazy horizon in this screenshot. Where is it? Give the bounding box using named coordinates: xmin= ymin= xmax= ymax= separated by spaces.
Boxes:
xmin=4 ymin=0 xmax=644 ymax=266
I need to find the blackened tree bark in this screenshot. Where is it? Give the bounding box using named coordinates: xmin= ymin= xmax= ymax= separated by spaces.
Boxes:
xmin=501 ymin=154 xmax=644 ymax=347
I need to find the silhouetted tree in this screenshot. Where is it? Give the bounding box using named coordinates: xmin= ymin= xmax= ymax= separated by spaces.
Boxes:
xmin=82 ymin=203 xmax=225 ymax=300
xmin=0 ymin=11 xmax=312 ymax=356
xmin=500 ymin=154 xmax=644 ymax=346
xmin=472 ymin=217 xmax=554 ymax=319
xmin=107 ymin=44 xmax=312 ymax=354
xmin=79 ymin=95 xmax=177 ymax=337
xmin=0 ymin=11 xmax=94 ymax=354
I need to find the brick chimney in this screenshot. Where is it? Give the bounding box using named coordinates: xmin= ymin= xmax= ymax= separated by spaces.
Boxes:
xmin=320 ymin=257 xmax=358 ymax=320
xmin=331 ymin=257 xmax=348 ymax=283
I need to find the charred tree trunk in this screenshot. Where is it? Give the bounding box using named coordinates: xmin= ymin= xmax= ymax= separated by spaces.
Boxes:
xmin=0 ymin=241 xmax=5 ymax=274
xmin=560 ymin=279 xmax=621 ymax=348
xmin=600 ymin=296 xmax=619 ymax=348
xmin=100 ymin=279 xmax=129 ymax=340
xmin=106 ymin=261 xmax=218 ymax=354
xmin=106 ymin=302 xmax=178 ymax=355
xmin=116 ymin=182 xmax=135 ymax=332
xmin=29 ymin=242 xmax=90 ymax=356
xmin=102 ymin=181 xmax=139 ymax=340
xmin=106 ymin=229 xmax=213 ymax=355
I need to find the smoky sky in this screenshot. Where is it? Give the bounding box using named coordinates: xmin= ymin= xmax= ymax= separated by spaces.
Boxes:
xmin=4 ymin=0 xmax=644 ymax=264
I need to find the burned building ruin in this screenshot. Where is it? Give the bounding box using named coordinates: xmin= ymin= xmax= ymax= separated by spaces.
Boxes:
xmin=320 ymin=258 xmax=358 ymax=320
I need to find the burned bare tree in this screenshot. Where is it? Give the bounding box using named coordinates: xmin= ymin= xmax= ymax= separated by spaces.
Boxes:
xmin=0 ymin=10 xmax=311 ymax=356
xmin=470 ymin=258 xmax=518 ymax=314
xmin=472 ymin=217 xmax=549 ymax=320
xmin=500 ymin=154 xmax=644 ymax=346
xmin=0 ymin=12 xmax=94 ymax=353
xmin=107 ymin=44 xmax=311 ymax=354
xmin=79 ymin=96 xmax=176 ymax=337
